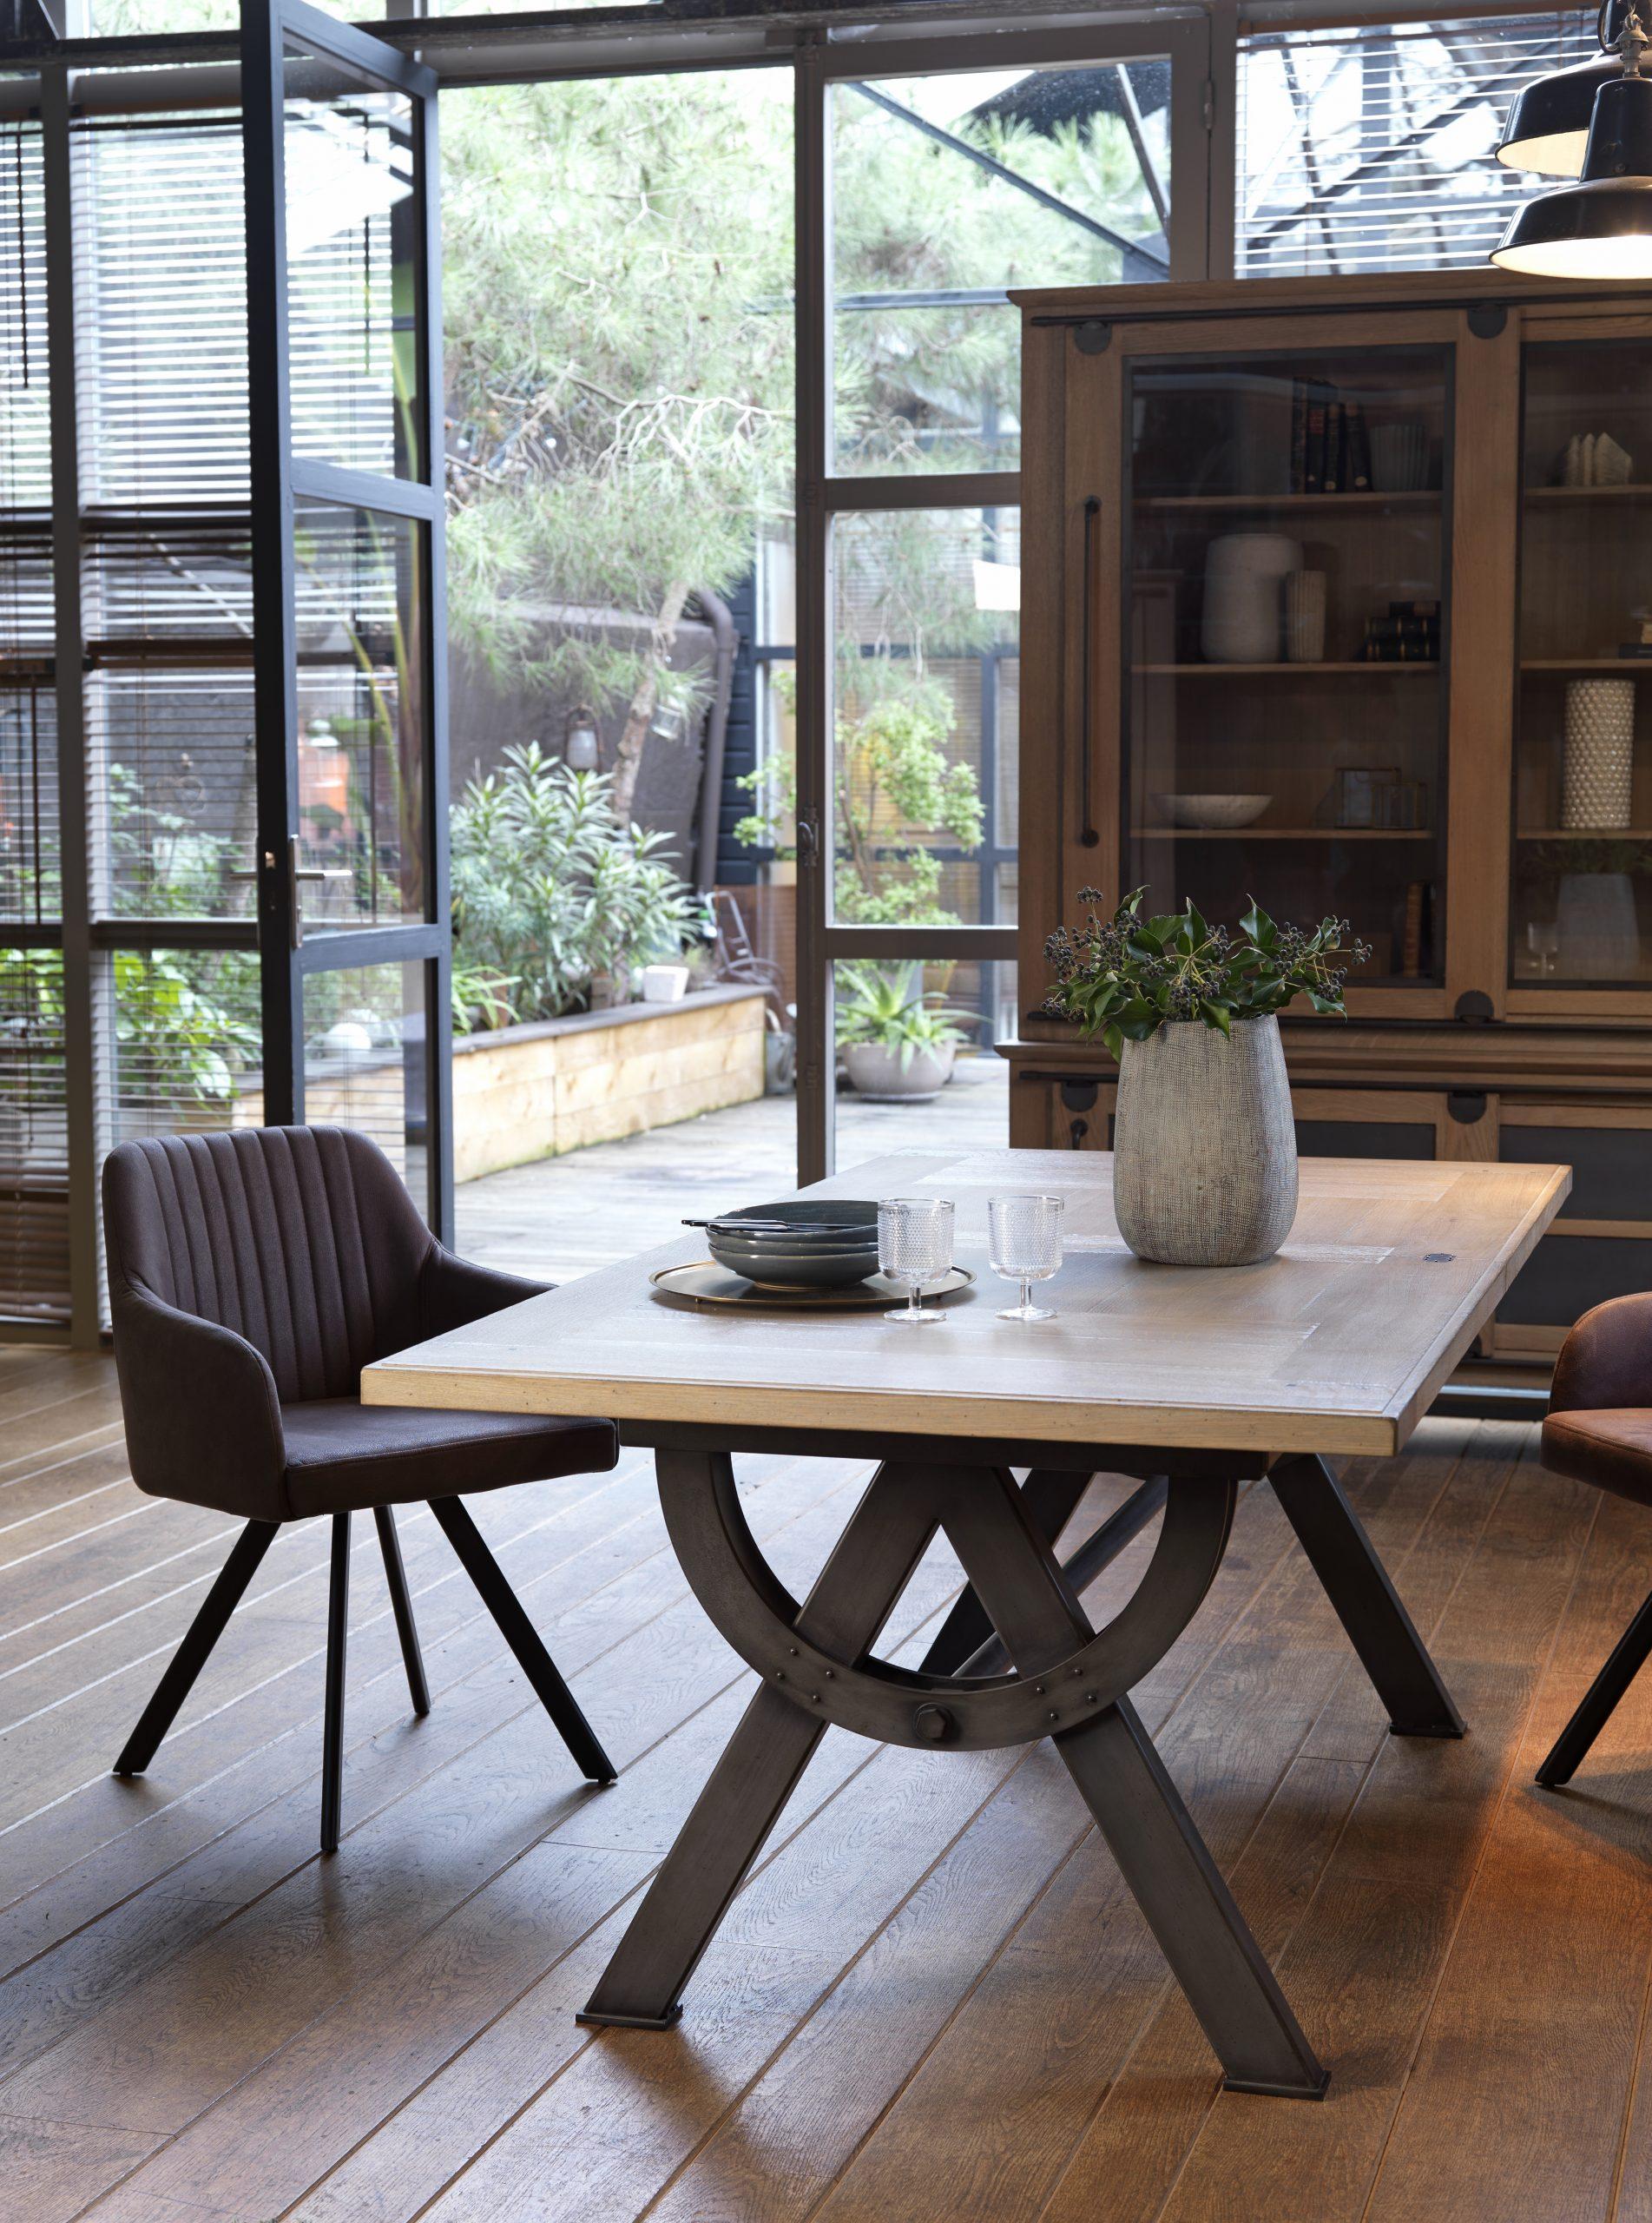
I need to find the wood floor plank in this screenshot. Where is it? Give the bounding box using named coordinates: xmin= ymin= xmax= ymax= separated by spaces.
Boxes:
xmin=0 ymin=1460 xmax=886 ymax=2194
xmin=0 ymin=1455 xmax=842 ymax=2085
xmin=3 ymin=1358 xmax=1629 ymax=2223
xmin=627 ymin=1470 xmax=1298 ymax=2223
xmin=0 ymin=1460 xmax=657 ymax=1908
xmin=1145 ymin=1438 xmax=1597 ymax=2223
xmin=1362 ymin=1487 xmax=1652 ymax=2223
xmin=0 ymin=2109 xmax=163 ymax=2223
xmin=787 ymin=1429 xmax=1477 ymax=2223
xmin=1030 ymin=1421 xmax=1523 ymax=2223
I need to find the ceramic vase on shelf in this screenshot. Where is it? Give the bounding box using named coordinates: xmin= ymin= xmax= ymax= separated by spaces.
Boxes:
xmin=1283 ymin=569 xmax=1327 ymax=663
xmin=1200 ymin=532 xmax=1301 ymax=665
xmin=1111 ymin=1015 xmax=1298 ymax=1268
xmin=1562 ymin=677 xmax=1636 ymax=830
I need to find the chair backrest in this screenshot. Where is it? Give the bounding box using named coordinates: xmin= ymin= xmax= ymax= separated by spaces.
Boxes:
xmin=103 ymin=1126 xmax=432 ymax=1403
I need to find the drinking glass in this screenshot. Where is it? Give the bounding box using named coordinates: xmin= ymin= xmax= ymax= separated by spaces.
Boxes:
xmin=878 ymin=1197 xmax=954 ymax=1325
xmin=988 ymin=1193 xmax=1063 ymax=1322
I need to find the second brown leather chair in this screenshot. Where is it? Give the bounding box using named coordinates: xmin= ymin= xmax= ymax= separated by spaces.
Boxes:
xmin=1537 ymin=1291 xmax=1652 ymax=1787
xmin=102 ymin=1124 xmax=620 ymax=1852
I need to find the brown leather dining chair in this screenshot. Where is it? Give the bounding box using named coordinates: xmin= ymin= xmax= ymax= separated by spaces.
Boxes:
xmin=102 ymin=1123 xmax=619 ymax=1852
xmin=1537 ymin=1291 xmax=1652 ymax=1787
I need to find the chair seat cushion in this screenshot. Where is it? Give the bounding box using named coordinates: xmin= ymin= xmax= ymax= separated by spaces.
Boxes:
xmin=280 ymin=1398 xmax=618 ymax=1520
xmin=1543 ymin=1407 xmax=1652 ymax=1507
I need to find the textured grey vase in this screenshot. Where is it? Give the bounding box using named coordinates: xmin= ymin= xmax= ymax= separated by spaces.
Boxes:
xmin=1113 ymin=1015 xmax=1298 ymax=1266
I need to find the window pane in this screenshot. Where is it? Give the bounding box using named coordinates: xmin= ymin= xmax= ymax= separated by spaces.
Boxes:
xmin=833 ymin=954 xmax=1010 ymax=1165
xmin=284 ymin=41 xmax=423 ymax=479
xmin=1238 ymin=12 xmax=1598 ymax=278
xmin=294 ymin=500 xmax=427 ymax=929
xmin=1514 ymin=338 xmax=1652 ymax=986
xmin=833 ymin=66 xmax=1168 ymax=472
xmin=302 ymin=960 xmax=427 ymax=1209
xmin=1124 ymin=348 xmax=1449 ymax=986
xmin=831 ymin=507 xmax=1018 ymax=931
xmin=107 ymin=946 xmax=262 ymax=1144
xmin=0 ymin=949 xmax=69 ymax=1325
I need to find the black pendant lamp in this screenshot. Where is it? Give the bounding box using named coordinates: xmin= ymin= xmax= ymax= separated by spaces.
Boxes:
xmin=1494 ymin=2 xmax=1652 ymax=277
xmin=1497 ymin=51 xmax=1619 ymax=176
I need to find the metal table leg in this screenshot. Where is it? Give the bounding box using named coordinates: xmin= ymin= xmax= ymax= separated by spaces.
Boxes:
xmin=579 ymin=1448 xmax=1328 ymax=2097
xmin=1270 ymin=1453 xmax=1464 ymax=1738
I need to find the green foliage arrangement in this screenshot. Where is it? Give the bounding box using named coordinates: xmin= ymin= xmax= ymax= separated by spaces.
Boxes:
xmin=112 ymin=950 xmax=260 ymax=1107
xmin=449 ymin=743 xmax=710 ymax=1031
xmin=834 ymin=962 xmax=977 ymax=1072
xmin=736 ymin=671 xmax=985 ymax=929
xmin=1041 ymin=887 xmax=1370 ymax=1059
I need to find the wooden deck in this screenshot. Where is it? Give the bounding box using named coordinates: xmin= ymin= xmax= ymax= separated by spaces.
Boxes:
xmin=4 ymin=1339 xmax=1652 ymax=2222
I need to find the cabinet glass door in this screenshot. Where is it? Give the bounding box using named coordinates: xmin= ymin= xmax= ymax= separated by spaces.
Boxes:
xmin=1122 ymin=345 xmax=1451 ymax=989
xmin=1513 ymin=337 xmax=1652 ymax=994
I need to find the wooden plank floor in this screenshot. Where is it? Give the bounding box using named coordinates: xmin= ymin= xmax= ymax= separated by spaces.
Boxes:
xmin=3 ymin=1342 xmax=1650 ymax=2222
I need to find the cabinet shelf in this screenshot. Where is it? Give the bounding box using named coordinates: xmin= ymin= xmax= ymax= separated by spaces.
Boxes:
xmin=1517 ymin=828 xmax=1652 ymax=841
xmin=1524 ymin=484 xmax=1652 ymax=503
xmin=1133 ymin=826 xmax=1430 ymax=841
xmin=1134 ymin=491 xmax=1440 ymax=513
xmin=1133 ymin=661 xmax=1438 ymax=676
xmin=1521 ymin=659 xmax=1649 ymax=673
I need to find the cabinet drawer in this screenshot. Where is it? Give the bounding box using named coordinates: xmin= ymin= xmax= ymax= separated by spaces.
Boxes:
xmin=1497 ymin=1233 xmax=1652 ymax=1329
xmin=1294 ymin=1119 xmax=1435 ymax=1161
xmin=1500 ymin=1122 xmax=1652 ymax=1224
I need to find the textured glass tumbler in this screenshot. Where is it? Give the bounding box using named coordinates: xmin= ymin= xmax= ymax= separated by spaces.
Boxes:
xmin=878 ymin=1197 xmax=954 ymax=1325
xmin=988 ymin=1193 xmax=1063 ymax=1322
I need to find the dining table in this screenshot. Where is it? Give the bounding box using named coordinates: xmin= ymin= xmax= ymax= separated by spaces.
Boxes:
xmin=362 ymin=1144 xmax=1569 ymax=2101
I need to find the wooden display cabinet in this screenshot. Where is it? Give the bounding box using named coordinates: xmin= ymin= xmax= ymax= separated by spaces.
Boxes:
xmin=1007 ymin=269 xmax=1652 ymax=1373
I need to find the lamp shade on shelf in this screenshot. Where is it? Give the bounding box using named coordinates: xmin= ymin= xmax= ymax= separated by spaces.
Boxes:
xmin=1494 ymin=69 xmax=1652 ymax=275
xmin=1497 ymin=56 xmax=1618 ymax=175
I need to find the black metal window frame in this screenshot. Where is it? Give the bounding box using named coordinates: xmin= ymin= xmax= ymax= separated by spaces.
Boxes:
xmin=244 ymin=0 xmax=453 ymax=1236
xmin=3 ymin=0 xmax=1222 ymax=1337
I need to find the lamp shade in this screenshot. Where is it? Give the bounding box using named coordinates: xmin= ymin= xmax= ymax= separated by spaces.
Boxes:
xmin=1493 ymin=71 xmax=1652 ymax=275
xmin=1497 ymin=55 xmax=1618 ymax=175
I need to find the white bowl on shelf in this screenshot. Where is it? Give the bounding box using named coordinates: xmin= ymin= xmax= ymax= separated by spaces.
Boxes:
xmin=1151 ymin=793 xmax=1273 ymax=829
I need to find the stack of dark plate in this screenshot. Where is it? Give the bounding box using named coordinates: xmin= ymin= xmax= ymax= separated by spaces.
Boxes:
xmin=690 ymin=1199 xmax=879 ymax=1289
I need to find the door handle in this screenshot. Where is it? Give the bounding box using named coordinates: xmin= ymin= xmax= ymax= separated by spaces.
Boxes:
xmin=1079 ymin=495 xmax=1101 ymax=850
xmin=286 ymin=838 xmax=351 ymax=948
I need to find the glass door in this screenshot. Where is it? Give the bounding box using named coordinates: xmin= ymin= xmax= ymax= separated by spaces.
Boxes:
xmin=241 ymin=0 xmax=451 ymax=1231
xmin=1512 ymin=330 xmax=1652 ymax=1008
xmin=1120 ymin=333 xmax=1453 ymax=1006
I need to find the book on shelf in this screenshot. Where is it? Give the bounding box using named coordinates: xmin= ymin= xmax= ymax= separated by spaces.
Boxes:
xmin=1287 ymin=381 xmax=1373 ymax=495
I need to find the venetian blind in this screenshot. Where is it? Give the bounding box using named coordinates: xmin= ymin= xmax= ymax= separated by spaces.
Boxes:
xmin=1237 ymin=11 xmax=1601 ymax=277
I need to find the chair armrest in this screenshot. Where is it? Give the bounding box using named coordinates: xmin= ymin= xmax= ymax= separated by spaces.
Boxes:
xmin=1550 ymin=1293 xmax=1652 ymax=1415
xmin=417 ymin=1244 xmax=549 ymax=1341
xmin=110 ymin=1282 xmax=286 ymax=1522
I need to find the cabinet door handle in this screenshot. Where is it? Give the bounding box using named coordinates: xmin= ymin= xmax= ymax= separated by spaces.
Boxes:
xmin=1079 ymin=495 xmax=1101 ymax=850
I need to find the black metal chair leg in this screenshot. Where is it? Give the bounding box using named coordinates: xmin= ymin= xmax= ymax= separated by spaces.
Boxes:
xmin=114 ymin=1519 xmax=281 ymax=1778
xmin=428 ymin=1495 xmax=615 ymax=1783
xmin=319 ymin=1513 xmax=351 ymax=1855
xmin=373 ymin=1506 xmax=431 ymax=1717
xmin=1537 ymin=1583 xmax=1652 ymax=1788
xmin=1270 ymin=1453 xmax=1464 ymax=1738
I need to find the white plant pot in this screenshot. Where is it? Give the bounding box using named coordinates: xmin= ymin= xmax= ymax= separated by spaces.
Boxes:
xmin=640 ymin=965 xmax=690 ymax=1004
xmin=1113 ymin=1015 xmax=1297 ymax=1266
xmin=841 ymin=1040 xmax=955 ymax=1103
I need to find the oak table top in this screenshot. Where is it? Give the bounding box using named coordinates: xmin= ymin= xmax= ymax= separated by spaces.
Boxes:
xmin=362 ymin=1148 xmax=1570 ymax=1458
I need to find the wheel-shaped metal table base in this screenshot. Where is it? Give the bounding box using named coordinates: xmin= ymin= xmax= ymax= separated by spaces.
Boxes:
xmin=579 ymin=1443 xmax=1461 ymax=2097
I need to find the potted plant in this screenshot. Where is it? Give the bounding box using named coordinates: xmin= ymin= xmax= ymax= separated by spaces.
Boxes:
xmin=1041 ymin=888 xmax=1368 ymax=1266
xmin=836 ymin=962 xmax=976 ymax=1103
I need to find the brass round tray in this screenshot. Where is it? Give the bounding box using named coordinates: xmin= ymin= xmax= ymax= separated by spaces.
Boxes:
xmin=649 ymin=1262 xmax=976 ymax=1312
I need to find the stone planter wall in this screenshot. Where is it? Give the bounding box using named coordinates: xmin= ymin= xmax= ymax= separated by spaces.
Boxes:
xmin=451 ymin=985 xmax=767 ymax=1183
